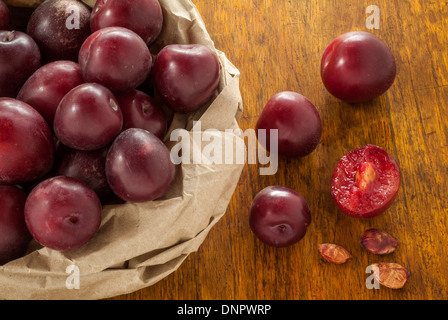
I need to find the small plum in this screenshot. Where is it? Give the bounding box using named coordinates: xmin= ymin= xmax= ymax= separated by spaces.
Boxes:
xmin=0 ymin=185 xmax=32 ymax=265
xmin=106 ymin=128 xmax=175 ymax=202
xmin=249 ymin=186 xmax=311 ymax=247
xmin=256 ymin=91 xmax=322 ymax=158
xmin=26 ymin=0 xmax=91 ymax=62
xmin=24 ymin=176 xmax=102 ymax=251
xmin=321 ymin=31 xmax=396 ymax=103
xmin=0 ymin=0 xmax=10 ymax=30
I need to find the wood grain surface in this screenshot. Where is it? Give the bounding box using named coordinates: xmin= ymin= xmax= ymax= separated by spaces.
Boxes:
xmin=111 ymin=0 xmax=448 ymax=300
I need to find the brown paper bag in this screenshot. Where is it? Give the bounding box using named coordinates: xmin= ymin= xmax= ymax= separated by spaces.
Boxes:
xmin=0 ymin=0 xmax=244 ymax=299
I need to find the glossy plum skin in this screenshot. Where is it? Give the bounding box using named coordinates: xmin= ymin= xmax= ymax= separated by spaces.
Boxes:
xmin=0 ymin=98 xmax=54 ymax=184
xmin=0 ymin=0 xmax=9 ymax=30
xmin=79 ymin=27 xmax=152 ymax=93
xmin=54 ymin=83 xmax=123 ymax=151
xmin=0 ymin=185 xmax=32 ymax=265
xmin=249 ymin=186 xmax=311 ymax=248
xmin=26 ymin=0 xmax=91 ymax=62
xmin=90 ymin=0 xmax=163 ymax=45
xmin=106 ymin=128 xmax=176 ymax=202
xmin=153 ymin=44 xmax=220 ymax=114
xmin=16 ymin=61 xmax=84 ymax=127
xmin=53 ymin=146 xmax=116 ymax=205
xmin=25 ymin=176 xmax=102 ymax=251
xmin=321 ymin=31 xmax=396 ymax=103
xmin=255 ymin=91 xmax=322 ymax=158
xmin=116 ymin=89 xmax=168 ymax=140
xmin=331 ymin=144 xmax=400 ymax=218
xmin=0 ymin=31 xmax=41 ymax=98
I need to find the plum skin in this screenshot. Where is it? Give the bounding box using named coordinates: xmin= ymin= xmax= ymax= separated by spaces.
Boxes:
xmin=24 ymin=176 xmax=103 ymax=251
xmin=331 ymin=144 xmax=401 ymax=218
xmin=255 ymin=91 xmax=322 ymax=158
xmin=0 ymin=185 xmax=32 ymax=265
xmin=78 ymin=26 xmax=152 ymax=93
xmin=249 ymin=186 xmax=311 ymax=248
xmin=90 ymin=0 xmax=163 ymax=45
xmin=105 ymin=128 xmax=176 ymax=203
xmin=16 ymin=60 xmax=84 ymax=127
xmin=26 ymin=0 xmax=91 ymax=62
xmin=321 ymin=31 xmax=396 ymax=103
xmin=53 ymin=83 xmax=123 ymax=151
xmin=153 ymin=44 xmax=220 ymax=114
xmin=0 ymin=0 xmax=10 ymax=30
xmin=0 ymin=30 xmax=41 ymax=98
xmin=0 ymin=98 xmax=54 ymax=184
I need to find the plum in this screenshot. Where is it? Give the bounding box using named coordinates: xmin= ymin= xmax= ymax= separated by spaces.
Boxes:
xmin=116 ymin=89 xmax=168 ymax=140
xmin=249 ymin=186 xmax=311 ymax=247
xmin=321 ymin=31 xmax=396 ymax=103
xmin=53 ymin=146 xmax=116 ymax=205
xmin=255 ymin=91 xmax=322 ymax=158
xmin=26 ymin=0 xmax=91 ymax=62
xmin=78 ymin=26 xmax=152 ymax=93
xmin=90 ymin=0 xmax=163 ymax=45
xmin=153 ymin=44 xmax=220 ymax=114
xmin=106 ymin=128 xmax=175 ymax=202
xmin=0 ymin=98 xmax=54 ymax=184
xmin=25 ymin=176 xmax=102 ymax=251
xmin=0 ymin=185 xmax=32 ymax=265
xmin=0 ymin=30 xmax=41 ymax=97
xmin=16 ymin=60 xmax=84 ymax=127
xmin=0 ymin=0 xmax=9 ymax=30
xmin=53 ymin=83 xmax=123 ymax=151
xmin=331 ymin=144 xmax=400 ymax=218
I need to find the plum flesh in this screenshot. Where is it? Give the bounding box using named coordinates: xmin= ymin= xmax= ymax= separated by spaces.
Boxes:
xmin=331 ymin=144 xmax=400 ymax=218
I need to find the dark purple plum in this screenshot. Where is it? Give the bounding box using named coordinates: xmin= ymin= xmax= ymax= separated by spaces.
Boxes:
xmin=26 ymin=0 xmax=91 ymax=62
xmin=106 ymin=128 xmax=175 ymax=202
xmin=78 ymin=26 xmax=152 ymax=93
xmin=53 ymin=83 xmax=123 ymax=151
xmin=24 ymin=176 xmax=102 ymax=251
xmin=0 ymin=185 xmax=32 ymax=265
xmin=249 ymin=186 xmax=311 ymax=247
xmin=321 ymin=31 xmax=396 ymax=103
xmin=17 ymin=60 xmax=84 ymax=127
xmin=116 ymin=89 xmax=167 ymax=140
xmin=0 ymin=30 xmax=41 ymax=97
xmin=90 ymin=0 xmax=163 ymax=44
xmin=153 ymin=44 xmax=220 ymax=114
xmin=0 ymin=98 xmax=54 ymax=184
xmin=53 ymin=146 xmax=116 ymax=204
xmin=0 ymin=0 xmax=10 ymax=30
xmin=255 ymin=91 xmax=322 ymax=158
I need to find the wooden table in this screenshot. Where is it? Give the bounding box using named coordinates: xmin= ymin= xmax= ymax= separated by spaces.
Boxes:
xmin=111 ymin=0 xmax=448 ymax=300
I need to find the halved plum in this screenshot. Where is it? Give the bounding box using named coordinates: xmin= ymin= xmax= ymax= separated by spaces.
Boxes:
xmin=331 ymin=144 xmax=400 ymax=218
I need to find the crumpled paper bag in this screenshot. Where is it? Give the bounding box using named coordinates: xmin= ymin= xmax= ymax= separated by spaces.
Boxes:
xmin=0 ymin=0 xmax=244 ymax=299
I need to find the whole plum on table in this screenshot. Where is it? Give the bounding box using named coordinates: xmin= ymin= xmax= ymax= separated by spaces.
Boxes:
xmin=0 ymin=185 xmax=32 ymax=265
xmin=249 ymin=186 xmax=311 ymax=248
xmin=0 ymin=98 xmax=54 ymax=184
xmin=331 ymin=144 xmax=400 ymax=218
xmin=90 ymin=0 xmax=163 ymax=45
xmin=255 ymin=91 xmax=322 ymax=158
xmin=321 ymin=31 xmax=396 ymax=103
xmin=0 ymin=30 xmax=41 ymax=98
xmin=25 ymin=176 xmax=102 ymax=251
xmin=26 ymin=0 xmax=91 ymax=62
xmin=78 ymin=26 xmax=152 ymax=93
xmin=17 ymin=60 xmax=84 ymax=127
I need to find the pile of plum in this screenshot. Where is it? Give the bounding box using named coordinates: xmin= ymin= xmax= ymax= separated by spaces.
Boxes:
xmin=0 ymin=0 xmax=220 ymax=263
